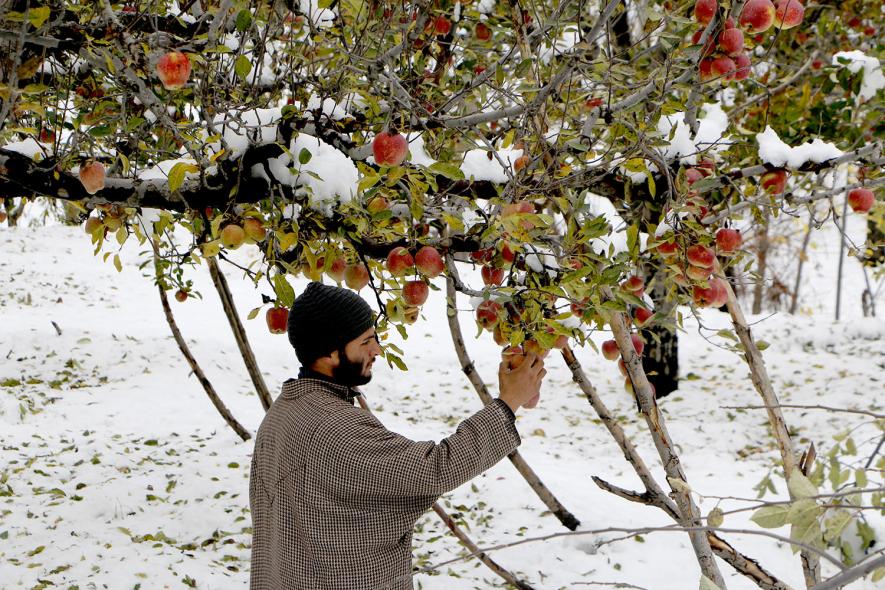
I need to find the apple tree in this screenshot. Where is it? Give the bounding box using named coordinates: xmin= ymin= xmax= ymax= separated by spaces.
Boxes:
xmin=0 ymin=0 xmax=882 ymax=588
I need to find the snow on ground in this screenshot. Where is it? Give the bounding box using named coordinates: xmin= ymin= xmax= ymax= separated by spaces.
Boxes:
xmin=0 ymin=208 xmax=882 ymax=589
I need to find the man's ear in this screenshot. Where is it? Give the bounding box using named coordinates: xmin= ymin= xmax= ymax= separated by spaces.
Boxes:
xmin=328 ymin=349 xmax=340 ymax=368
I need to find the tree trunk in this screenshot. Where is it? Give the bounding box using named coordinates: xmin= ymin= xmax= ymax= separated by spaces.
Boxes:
xmin=752 ymin=208 xmax=770 ymax=315
xmin=789 ymin=214 xmax=814 ymax=315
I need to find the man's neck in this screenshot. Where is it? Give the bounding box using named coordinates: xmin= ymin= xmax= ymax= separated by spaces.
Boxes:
xmin=298 ymin=366 xmax=334 ymax=381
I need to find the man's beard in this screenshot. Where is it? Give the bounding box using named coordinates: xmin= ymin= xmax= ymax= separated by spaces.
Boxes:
xmin=331 ymin=348 xmax=372 ymax=387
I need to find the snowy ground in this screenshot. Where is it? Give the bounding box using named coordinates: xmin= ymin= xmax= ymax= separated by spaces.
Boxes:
xmin=1 ymin=209 xmax=883 ymax=589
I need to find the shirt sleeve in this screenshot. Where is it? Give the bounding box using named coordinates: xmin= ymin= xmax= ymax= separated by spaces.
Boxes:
xmin=308 ymin=399 xmax=520 ymax=500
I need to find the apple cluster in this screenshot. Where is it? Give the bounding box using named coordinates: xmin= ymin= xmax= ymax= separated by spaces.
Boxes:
xmin=692 ymin=0 xmax=806 ymax=84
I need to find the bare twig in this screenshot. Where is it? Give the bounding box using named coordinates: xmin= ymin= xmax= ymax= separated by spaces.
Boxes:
xmin=206 ymin=256 xmax=274 ymax=411
xmin=444 ymin=266 xmax=580 ymax=531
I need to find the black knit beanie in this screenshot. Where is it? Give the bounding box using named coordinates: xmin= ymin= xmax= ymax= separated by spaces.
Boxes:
xmin=287 ymin=282 xmax=375 ymax=366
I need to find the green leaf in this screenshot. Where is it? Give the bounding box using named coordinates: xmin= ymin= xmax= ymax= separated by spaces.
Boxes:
xmin=756 ymin=339 xmax=770 ymax=351
xmin=872 ymin=567 xmax=884 ymax=582
xmin=788 ymin=472 xmax=818 ymax=499
xmin=298 ymin=148 xmax=312 ymax=165
xmin=429 ymin=162 xmax=465 ymax=180
xmin=247 ymin=307 xmax=261 ymax=320
xmin=235 ymin=55 xmax=253 ymax=81
xmin=750 ymin=505 xmax=789 ymax=528
xmin=113 ymin=254 xmax=122 ymax=273
xmin=28 ymin=6 xmax=50 ymax=28
xmin=707 ymin=507 xmax=724 ymax=528
xmin=786 ymin=498 xmax=822 ymax=527
xmin=273 ymin=274 xmax=296 ymax=308
xmin=822 ymin=508 xmax=852 ymax=543
xmin=168 ymin=162 xmax=199 ymax=192
xmin=855 ymin=468 xmax=867 ymax=488
xmin=235 ymin=9 xmax=252 ymax=32
xmin=789 ymin=518 xmax=822 ymax=554
xmin=626 ymin=224 xmax=639 ymax=256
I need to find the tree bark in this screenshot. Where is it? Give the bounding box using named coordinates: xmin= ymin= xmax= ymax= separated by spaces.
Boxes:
xmin=789 ymin=214 xmax=814 ymax=315
xmin=153 ymin=248 xmax=251 ymax=441
xmin=206 ymin=257 xmax=274 ymax=411
xmin=606 ymin=298 xmax=728 ymax=588
xmin=752 ymin=207 xmax=770 ymax=315
xmin=724 ymin=282 xmax=821 ymax=587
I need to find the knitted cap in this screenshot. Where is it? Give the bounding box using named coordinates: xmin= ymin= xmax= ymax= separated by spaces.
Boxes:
xmin=287 ymin=282 xmax=375 ymax=366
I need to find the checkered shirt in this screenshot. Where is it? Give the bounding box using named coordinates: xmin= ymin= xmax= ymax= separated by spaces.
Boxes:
xmin=249 ymin=377 xmax=520 ymax=590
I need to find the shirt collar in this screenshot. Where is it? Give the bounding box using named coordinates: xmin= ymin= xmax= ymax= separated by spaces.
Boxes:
xmin=295 ymin=367 xmax=361 ymax=401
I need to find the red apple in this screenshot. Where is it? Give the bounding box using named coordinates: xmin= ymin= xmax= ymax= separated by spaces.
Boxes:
xmin=500 ymin=241 xmax=516 ymax=263
xmin=584 ymin=97 xmax=604 ymax=110
xmin=502 ymin=201 xmax=534 ymax=217
xmin=221 ymin=224 xmax=246 ymax=249
xmin=403 ymin=280 xmax=429 ymax=306
xmin=711 ymin=56 xmax=737 ymax=81
xmin=655 ymin=240 xmax=679 ymax=258
xmin=716 ymin=228 xmax=742 ymax=253
xmin=847 ymin=188 xmax=875 ymax=213
xmin=243 ymin=218 xmax=266 ymax=242
xmin=634 ymin=308 xmax=653 ymax=327
xmin=694 ymin=0 xmax=717 ymax=24
xmin=432 ymin=15 xmax=451 ymax=36
xmin=266 ymin=306 xmax=289 ymax=334
xmin=79 ymin=161 xmax=105 ymax=194
xmin=618 ymin=358 xmax=628 ymax=377
xmin=475 ymin=22 xmax=491 ymax=41
xmin=476 ymin=300 xmax=502 ymax=330
xmin=481 ymin=265 xmax=505 ymax=286
xmin=513 ymin=155 xmax=530 ymax=172
xmin=740 ymin=0 xmax=776 ymax=34
xmin=415 ymin=245 xmax=444 ymax=278
xmin=686 ymin=244 xmax=715 ymax=268
xmin=699 ymin=57 xmax=716 ymax=81
xmin=571 ymin=298 xmax=589 ymax=317
xmin=601 ymin=339 xmax=619 ymax=361
xmin=523 ymin=339 xmax=550 ymax=359
xmin=156 ymin=51 xmax=192 ymax=90
xmin=386 ymin=246 xmax=414 ymax=276
xmin=372 ymin=131 xmax=409 ymax=166
xmin=327 ymin=257 xmax=346 ymax=282
xmin=719 ymin=28 xmax=744 ymax=56
xmin=686 ymin=264 xmax=714 ymax=281
xmin=175 ymin=289 xmax=188 ymax=302
xmin=693 ymin=277 xmax=729 ymax=308
xmin=631 ymin=334 xmax=645 ymax=355
xmin=773 ymin=0 xmax=804 ymax=29
xmin=685 ymin=167 xmax=705 ymax=186
xmin=734 ymin=52 xmax=752 ymax=80
xmin=471 ymin=248 xmax=494 ymax=264
xmin=761 ymin=168 xmax=788 ymax=194
xmin=344 ymin=263 xmax=370 ymax=290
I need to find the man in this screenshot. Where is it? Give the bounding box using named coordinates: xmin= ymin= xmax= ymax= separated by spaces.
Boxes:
xmin=249 ymin=282 xmax=546 ymax=590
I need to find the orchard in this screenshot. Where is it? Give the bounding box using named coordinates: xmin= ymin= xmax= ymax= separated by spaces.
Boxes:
xmin=0 ymin=0 xmax=883 ymax=588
